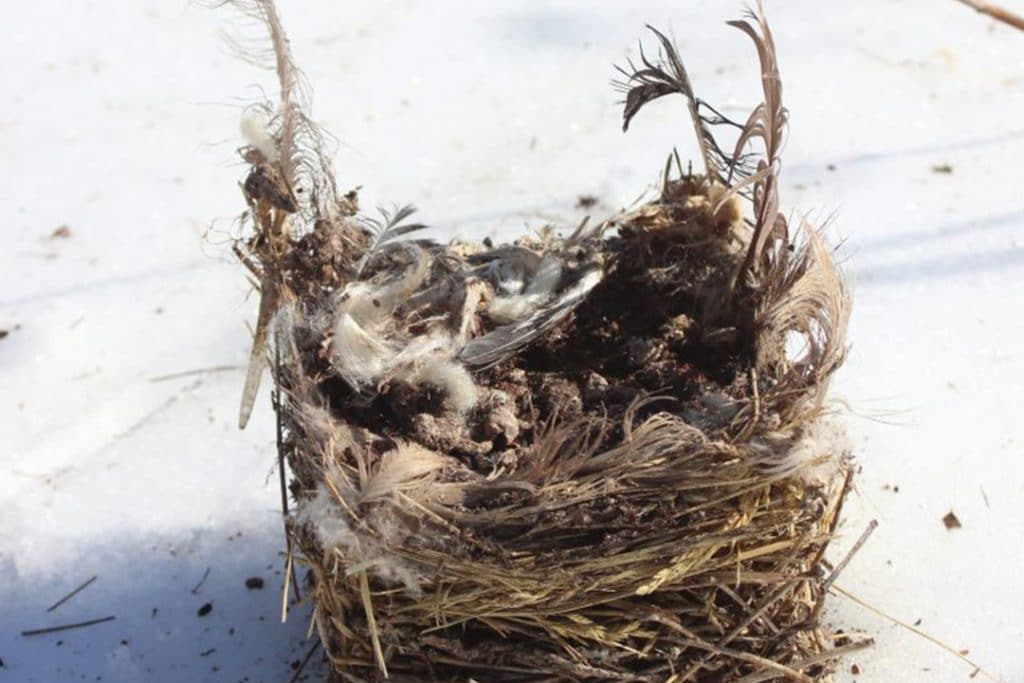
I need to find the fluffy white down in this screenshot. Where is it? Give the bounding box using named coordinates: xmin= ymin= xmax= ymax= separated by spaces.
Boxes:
xmin=331 ymin=249 xmax=441 ymax=389
xmin=297 ymin=484 xmax=424 ymax=595
xmin=333 ymin=313 xmax=395 ymax=386
xmin=487 ymin=254 xmax=564 ymax=323
xmin=239 ymin=108 xmax=278 ymax=163
xmin=486 ymin=293 xmax=547 ymax=323
xmin=787 ymin=418 xmax=851 ymax=485
xmin=331 ymin=269 xmax=480 ymax=411
xmin=403 ymin=358 xmax=478 ymax=413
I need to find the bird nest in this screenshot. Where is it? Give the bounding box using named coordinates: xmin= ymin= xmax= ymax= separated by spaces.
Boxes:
xmin=226 ymin=2 xmax=865 ymax=680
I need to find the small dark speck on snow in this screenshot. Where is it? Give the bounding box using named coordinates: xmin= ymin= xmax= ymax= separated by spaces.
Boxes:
xmin=245 ymin=577 xmax=264 ymax=590
xmin=942 ymin=511 xmax=962 ymax=530
xmin=197 ymin=602 xmax=213 ymax=617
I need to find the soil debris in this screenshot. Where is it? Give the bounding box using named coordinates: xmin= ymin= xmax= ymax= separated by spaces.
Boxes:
xmin=943 ymin=510 xmax=962 ymax=529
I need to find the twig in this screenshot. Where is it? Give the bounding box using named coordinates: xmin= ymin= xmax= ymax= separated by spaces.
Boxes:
xmin=22 ymin=615 xmax=116 ymax=637
xmin=679 ymin=578 xmax=801 ymax=680
xmin=359 ymin=568 xmax=388 ymax=677
xmin=46 ymin=575 xmax=97 ymax=613
xmin=191 ymin=566 xmax=212 ymax=595
xmin=281 ymin=550 xmax=293 ymax=624
xmin=275 ymin=339 xmax=302 ymax=603
xmin=822 ymin=519 xmax=878 ymax=591
xmin=955 ymin=0 xmax=1024 ymax=32
xmin=735 ymin=638 xmax=875 ymax=683
xmin=833 ymin=584 xmax=999 ymax=681
xmin=150 ymin=365 xmax=242 ymax=383
xmin=288 ymin=641 xmax=322 ymax=683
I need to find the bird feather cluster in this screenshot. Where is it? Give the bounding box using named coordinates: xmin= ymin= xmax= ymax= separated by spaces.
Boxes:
xmin=224 ymin=1 xmax=864 ymax=681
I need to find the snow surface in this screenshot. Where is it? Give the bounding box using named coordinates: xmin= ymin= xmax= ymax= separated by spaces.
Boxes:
xmin=3 ymin=1 xmax=1023 ymax=681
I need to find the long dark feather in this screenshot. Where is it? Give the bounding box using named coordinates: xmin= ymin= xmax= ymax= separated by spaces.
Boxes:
xmin=724 ymin=4 xmax=790 ymax=286
xmin=614 ymin=26 xmax=726 ymax=182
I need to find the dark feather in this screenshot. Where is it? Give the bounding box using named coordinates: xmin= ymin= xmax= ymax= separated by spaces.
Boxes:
xmin=725 ymin=5 xmax=790 ymax=284
xmin=355 ymin=204 xmax=429 ymax=276
xmin=459 ymin=264 xmax=603 ymax=368
xmin=614 ymin=26 xmax=727 ymax=182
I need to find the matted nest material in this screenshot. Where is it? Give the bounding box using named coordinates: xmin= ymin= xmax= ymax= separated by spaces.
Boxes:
xmin=226 ymin=2 xmax=865 ymax=680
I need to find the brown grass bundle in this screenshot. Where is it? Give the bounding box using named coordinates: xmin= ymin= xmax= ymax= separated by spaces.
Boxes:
xmin=225 ymin=2 xmax=867 ymax=680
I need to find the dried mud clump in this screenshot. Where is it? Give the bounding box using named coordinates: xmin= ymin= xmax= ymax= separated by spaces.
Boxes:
xmin=224 ymin=1 xmax=866 ymax=680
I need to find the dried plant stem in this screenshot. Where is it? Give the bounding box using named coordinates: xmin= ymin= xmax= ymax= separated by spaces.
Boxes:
xmin=288 ymin=641 xmax=321 ymax=683
xmin=822 ymin=519 xmax=878 ymax=591
xmin=359 ymin=568 xmax=388 ymax=677
xmin=190 ymin=566 xmax=212 ymax=594
xmin=275 ymin=341 xmax=302 ymax=603
xmin=149 ymin=365 xmax=242 ymax=383
xmin=734 ymin=639 xmax=875 ymax=683
xmin=46 ymin=575 xmax=97 ymax=613
xmin=22 ymin=616 xmax=115 ymax=637
xmin=281 ymin=550 xmax=294 ymax=624
xmin=833 ymin=584 xmax=998 ymax=681
xmin=954 ymin=0 xmax=1024 ymax=32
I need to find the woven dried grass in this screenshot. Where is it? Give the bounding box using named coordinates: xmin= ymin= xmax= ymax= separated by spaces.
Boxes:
xmin=225 ymin=2 xmax=868 ymax=680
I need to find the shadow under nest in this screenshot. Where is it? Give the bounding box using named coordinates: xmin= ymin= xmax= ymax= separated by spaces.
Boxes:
xmin=224 ymin=1 xmax=863 ymax=681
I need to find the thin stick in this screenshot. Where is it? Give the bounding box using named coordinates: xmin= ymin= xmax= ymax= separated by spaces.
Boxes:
xmin=287 ymin=640 xmax=321 ymax=683
xmin=22 ymin=615 xmax=116 ymax=637
xmin=833 ymin=584 xmax=999 ymax=681
xmin=359 ymin=569 xmax=388 ymax=677
xmin=191 ymin=566 xmax=212 ymax=595
xmin=149 ymin=365 xmax=242 ymax=383
xmin=274 ymin=339 xmax=302 ymax=603
xmin=678 ymin=637 xmax=814 ymax=683
xmin=822 ymin=519 xmax=877 ymax=591
xmin=281 ymin=550 xmax=293 ymax=624
xmin=679 ymin=578 xmax=800 ymax=680
xmin=955 ymin=0 xmax=1024 ymax=32
xmin=46 ymin=575 xmax=97 ymax=613
xmin=735 ymin=638 xmax=875 ymax=683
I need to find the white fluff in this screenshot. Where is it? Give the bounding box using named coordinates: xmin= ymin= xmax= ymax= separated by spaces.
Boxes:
xmin=786 ymin=418 xmax=850 ymax=485
xmin=486 ymin=293 xmax=546 ymax=323
xmin=331 ymin=249 xmax=435 ymax=388
xmin=403 ymin=358 xmax=478 ymax=413
xmin=487 ymin=254 xmax=563 ymax=323
xmin=332 ymin=313 xmax=395 ymax=387
xmin=239 ymin=108 xmax=278 ymax=163
xmin=297 ymin=484 xmax=424 ymax=595
xmin=340 ymin=246 xmax=431 ymax=324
